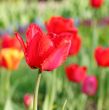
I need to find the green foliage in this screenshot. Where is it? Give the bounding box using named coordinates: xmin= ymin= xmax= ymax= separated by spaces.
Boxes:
xmin=0 ymin=0 xmax=109 ymax=110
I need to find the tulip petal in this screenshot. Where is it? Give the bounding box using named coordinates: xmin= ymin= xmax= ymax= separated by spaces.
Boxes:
xmin=41 ymin=40 xmax=71 ymax=71
xmin=65 ymin=64 xmax=87 ymax=83
xmin=95 ymin=46 xmax=109 ymax=67
xmin=48 ymin=32 xmax=72 ymax=47
xmin=15 ymin=33 xmax=26 ymax=53
xmin=26 ymin=23 xmax=43 ymax=42
xmin=26 ymin=34 xmax=54 ymax=68
xmin=45 ymin=16 xmax=74 ymax=34
xmin=1 ymin=34 xmax=21 ymax=49
xmin=82 ymin=76 xmax=98 ymax=96
xmin=69 ymin=34 xmax=81 ymax=56
xmin=0 ymin=49 xmax=23 ymax=70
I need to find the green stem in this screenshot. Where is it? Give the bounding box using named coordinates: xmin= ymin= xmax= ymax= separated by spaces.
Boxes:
xmin=62 ymin=100 xmax=67 ymax=110
xmin=49 ymin=70 xmax=57 ymax=110
xmin=90 ymin=10 xmax=98 ymax=72
xmin=92 ymin=20 xmax=98 ymax=49
xmin=0 ymin=69 xmax=4 ymax=104
xmin=0 ymin=70 xmax=11 ymax=104
xmin=5 ymin=71 xmax=11 ymax=96
xmin=97 ymin=68 xmax=105 ymax=110
xmin=91 ymin=20 xmax=98 ymax=72
xmin=3 ymin=71 xmax=12 ymax=110
xmin=33 ymin=72 xmax=41 ymax=110
xmin=105 ymin=69 xmax=109 ymax=109
xmin=43 ymin=70 xmax=57 ymax=110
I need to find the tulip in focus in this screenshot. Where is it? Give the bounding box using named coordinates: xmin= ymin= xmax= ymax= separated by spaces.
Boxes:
xmin=15 ymin=23 xmax=71 ymax=71
xmin=95 ymin=46 xmax=109 ymax=67
xmin=82 ymin=76 xmax=98 ymax=96
xmin=65 ymin=64 xmax=87 ymax=83
xmin=90 ymin=0 xmax=104 ymax=8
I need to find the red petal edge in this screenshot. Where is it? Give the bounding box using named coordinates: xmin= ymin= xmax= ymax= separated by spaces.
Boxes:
xmin=15 ymin=32 xmax=26 ymax=53
xmin=41 ymin=40 xmax=71 ymax=71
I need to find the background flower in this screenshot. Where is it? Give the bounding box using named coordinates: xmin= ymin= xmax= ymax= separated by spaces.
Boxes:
xmin=95 ymin=46 xmax=109 ymax=67
xmin=90 ymin=0 xmax=104 ymax=8
xmin=0 ymin=34 xmax=23 ymax=70
xmin=66 ymin=64 xmax=87 ymax=83
xmin=82 ymin=75 xmax=98 ymax=96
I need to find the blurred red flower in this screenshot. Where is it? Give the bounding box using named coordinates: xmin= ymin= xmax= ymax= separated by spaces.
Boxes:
xmin=0 ymin=34 xmax=23 ymax=70
xmin=46 ymin=16 xmax=81 ymax=56
xmin=0 ymin=49 xmax=23 ymax=70
xmin=90 ymin=0 xmax=104 ymax=8
xmin=24 ymin=94 xmax=33 ymax=109
xmin=1 ymin=34 xmax=21 ymax=50
xmin=95 ymin=46 xmax=109 ymax=67
xmin=15 ymin=23 xmax=71 ymax=71
xmin=45 ymin=16 xmax=74 ymax=34
xmin=65 ymin=64 xmax=87 ymax=83
xmin=82 ymin=75 xmax=98 ymax=96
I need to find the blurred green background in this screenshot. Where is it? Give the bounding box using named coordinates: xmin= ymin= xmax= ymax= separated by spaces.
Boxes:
xmin=0 ymin=0 xmax=109 ymax=110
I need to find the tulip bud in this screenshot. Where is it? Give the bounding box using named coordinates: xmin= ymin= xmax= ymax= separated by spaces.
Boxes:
xmin=95 ymin=46 xmax=109 ymax=67
xmin=90 ymin=0 xmax=104 ymax=9
xmin=66 ymin=64 xmax=87 ymax=83
xmin=82 ymin=76 xmax=98 ymax=96
xmin=24 ymin=94 xmax=33 ymax=109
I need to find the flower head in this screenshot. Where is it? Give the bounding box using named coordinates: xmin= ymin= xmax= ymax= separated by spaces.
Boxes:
xmin=15 ymin=23 xmax=71 ymax=71
xmin=0 ymin=34 xmax=23 ymax=70
xmin=0 ymin=48 xmax=23 ymax=70
xmin=65 ymin=64 xmax=87 ymax=83
xmin=1 ymin=34 xmax=21 ymax=50
xmin=46 ymin=16 xmax=81 ymax=56
xmin=95 ymin=46 xmax=109 ymax=67
xmin=24 ymin=94 xmax=33 ymax=109
xmin=90 ymin=0 xmax=104 ymax=8
xmin=82 ymin=75 xmax=98 ymax=96
xmin=45 ymin=16 xmax=74 ymax=34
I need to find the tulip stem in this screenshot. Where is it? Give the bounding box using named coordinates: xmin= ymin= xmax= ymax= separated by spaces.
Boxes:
xmin=6 ymin=71 xmax=11 ymax=95
xmin=33 ymin=71 xmax=41 ymax=110
xmin=62 ymin=99 xmax=67 ymax=110
xmin=91 ymin=10 xmax=98 ymax=72
xmin=105 ymin=69 xmax=109 ymax=109
xmin=0 ymin=69 xmax=4 ymax=104
xmin=97 ymin=68 xmax=105 ymax=110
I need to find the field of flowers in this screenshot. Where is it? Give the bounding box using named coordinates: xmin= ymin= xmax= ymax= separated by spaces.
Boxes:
xmin=0 ymin=0 xmax=109 ymax=110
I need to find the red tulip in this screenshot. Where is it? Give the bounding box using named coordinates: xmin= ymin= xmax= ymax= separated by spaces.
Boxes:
xmin=47 ymin=28 xmax=81 ymax=56
xmin=46 ymin=16 xmax=81 ymax=56
xmin=0 ymin=34 xmax=23 ymax=70
xmin=1 ymin=34 xmax=21 ymax=50
xmin=69 ymin=33 xmax=81 ymax=56
xmin=65 ymin=64 xmax=87 ymax=83
xmin=24 ymin=94 xmax=33 ymax=108
xmin=90 ymin=0 xmax=104 ymax=8
xmin=45 ymin=16 xmax=74 ymax=34
xmin=95 ymin=46 xmax=109 ymax=67
xmin=82 ymin=75 xmax=98 ymax=96
xmin=15 ymin=23 xmax=71 ymax=71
